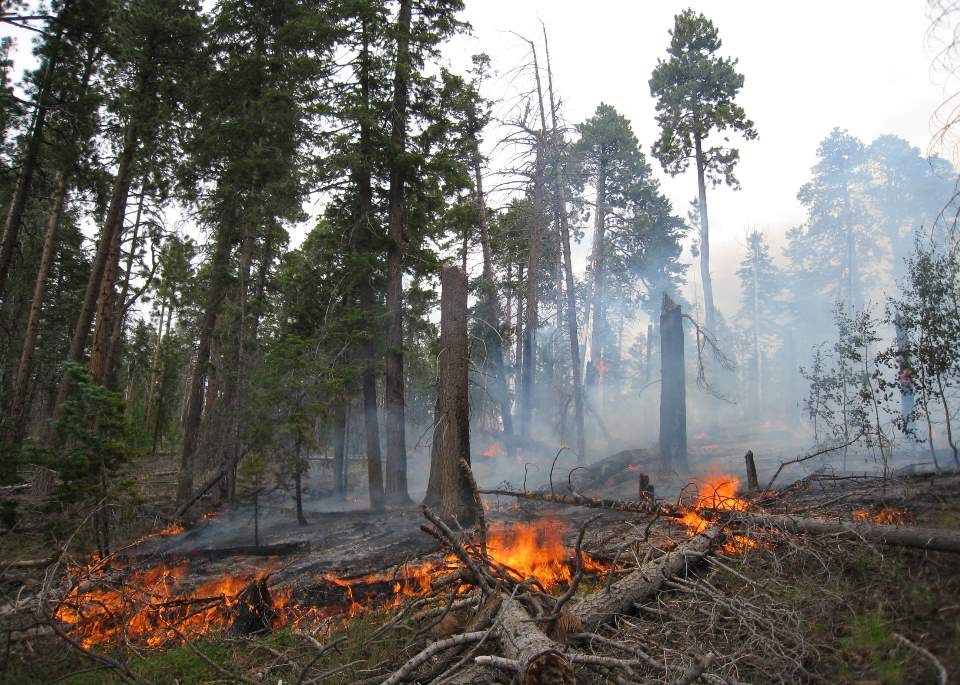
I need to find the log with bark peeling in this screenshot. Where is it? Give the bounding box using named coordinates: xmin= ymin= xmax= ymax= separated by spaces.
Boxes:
xmin=481 ymin=594 xmax=574 ymax=685
xmin=574 ymin=526 xmax=724 ymax=631
xmin=728 ymin=512 xmax=960 ymax=555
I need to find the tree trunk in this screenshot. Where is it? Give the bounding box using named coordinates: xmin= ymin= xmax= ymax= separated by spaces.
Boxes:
xmin=693 ymin=133 xmax=714 ymax=333
xmin=52 ymin=123 xmax=138 ymax=423
xmin=103 ymin=192 xmax=146 ymax=387
xmin=0 ymin=21 xmax=64 ymax=299
xmin=176 ymin=206 xmax=235 ymax=505
xmin=294 ymin=430 xmax=307 ymax=526
xmin=356 ymin=14 xmax=384 ymax=511
xmin=4 ymin=172 xmax=69 ymax=448
xmin=424 ymin=265 xmax=476 ymax=525
xmin=752 ymin=241 xmax=762 ymax=408
xmin=659 ymin=293 xmax=688 ymax=471
xmin=143 ymin=296 xmax=167 ymax=430
xmin=333 ymin=397 xmax=348 ymax=498
xmin=586 ymin=159 xmax=608 ymax=398
xmin=383 ymin=0 xmax=413 ymax=506
xmin=543 ymin=27 xmax=585 ymax=462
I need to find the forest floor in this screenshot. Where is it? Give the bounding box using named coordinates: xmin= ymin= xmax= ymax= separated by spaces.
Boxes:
xmin=1 ymin=436 xmax=959 ymax=684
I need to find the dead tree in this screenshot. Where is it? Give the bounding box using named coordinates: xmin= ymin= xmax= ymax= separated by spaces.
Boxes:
xmin=659 ymin=293 xmax=688 ymax=471
xmin=424 ymin=265 xmax=477 ymax=525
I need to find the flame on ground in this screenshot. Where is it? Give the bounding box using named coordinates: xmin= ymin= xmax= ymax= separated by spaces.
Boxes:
xmin=676 ymin=474 xmax=756 ymax=554
xmin=55 ymin=517 xmax=607 ymax=648
xmin=853 ymin=508 xmax=907 ymax=526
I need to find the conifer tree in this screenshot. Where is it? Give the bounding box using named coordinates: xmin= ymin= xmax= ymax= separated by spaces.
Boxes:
xmin=650 ymin=9 xmax=756 ymax=333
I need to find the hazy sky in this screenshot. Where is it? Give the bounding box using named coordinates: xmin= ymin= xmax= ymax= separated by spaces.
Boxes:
xmin=450 ymin=0 xmax=953 ymax=316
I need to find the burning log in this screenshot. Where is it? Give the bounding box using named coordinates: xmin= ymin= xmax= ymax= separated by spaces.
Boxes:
xmin=228 ymin=577 xmax=275 ymax=637
xmin=573 ymin=526 xmax=724 ymax=631
xmin=728 ymin=512 xmax=960 ymax=555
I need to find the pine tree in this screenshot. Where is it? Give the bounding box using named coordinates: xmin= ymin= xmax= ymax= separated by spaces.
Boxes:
xmin=649 ymin=9 xmax=756 ymax=334
xmin=735 ymin=230 xmax=782 ymax=409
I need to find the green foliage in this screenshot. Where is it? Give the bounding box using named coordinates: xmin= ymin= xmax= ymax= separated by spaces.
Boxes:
xmin=649 ymin=9 xmax=756 ymax=186
xmin=837 ymin=612 xmax=905 ymax=684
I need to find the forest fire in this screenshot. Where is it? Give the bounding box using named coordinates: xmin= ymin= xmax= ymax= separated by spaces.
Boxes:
xmin=54 ymin=517 xmax=605 ymax=648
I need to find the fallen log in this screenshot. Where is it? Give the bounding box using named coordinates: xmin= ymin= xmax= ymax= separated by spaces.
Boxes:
xmin=483 ymin=594 xmax=574 ymax=685
xmin=573 ymin=526 xmax=724 ymax=631
xmin=478 ymin=488 xmax=680 ymax=517
xmin=728 ymin=512 xmax=960 ymax=555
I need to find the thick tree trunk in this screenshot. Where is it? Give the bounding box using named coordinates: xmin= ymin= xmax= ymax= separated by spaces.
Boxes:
xmin=424 ymin=266 xmax=476 ymax=525
xmin=659 ymin=293 xmax=688 ymax=471
xmin=543 ymin=29 xmax=585 ymax=462
xmin=693 ymin=133 xmax=715 ymax=333
xmin=4 ymin=172 xmax=69 ymax=447
xmin=355 ymin=17 xmax=384 ymax=511
xmin=176 ymin=207 xmax=235 ymax=505
xmin=383 ymin=0 xmax=413 ymax=506
xmin=52 ymin=123 xmax=138 ymax=423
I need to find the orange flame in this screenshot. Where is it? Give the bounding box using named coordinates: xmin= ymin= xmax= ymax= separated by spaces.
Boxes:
xmin=676 ymin=474 xmax=752 ymax=554
xmin=481 ymin=442 xmax=502 ymax=458
xmin=55 ymin=517 xmax=608 ymax=648
xmin=853 ymin=508 xmax=907 ymax=526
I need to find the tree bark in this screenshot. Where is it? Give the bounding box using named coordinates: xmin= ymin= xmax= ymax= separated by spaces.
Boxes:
xmin=383 ymin=0 xmax=413 ymax=505
xmin=586 ymin=159 xmax=607 ymax=393
xmin=176 ymin=205 xmax=235 ymax=505
xmin=4 ymin=172 xmax=69 ymax=447
xmin=333 ymin=397 xmax=348 ymax=498
xmin=355 ymin=13 xmax=384 ymax=511
xmin=487 ymin=594 xmax=574 ymax=685
xmin=0 ymin=20 xmax=64 ymax=299
xmin=659 ymin=293 xmax=688 ymax=471
xmin=143 ymin=296 xmax=167 ymax=430
xmin=543 ymin=27 xmax=585 ymax=462
xmin=424 ymin=265 xmax=476 ymax=525
xmin=52 ymin=123 xmax=138 ymax=426
xmin=693 ymin=133 xmax=715 ymax=333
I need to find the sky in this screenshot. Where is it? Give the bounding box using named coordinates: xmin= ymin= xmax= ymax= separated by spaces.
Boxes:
xmin=448 ymin=0 xmax=955 ymax=317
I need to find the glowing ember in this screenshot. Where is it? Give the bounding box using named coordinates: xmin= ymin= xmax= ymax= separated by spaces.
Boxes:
xmin=853 ymin=508 xmax=907 ymax=526
xmin=481 ymin=442 xmax=502 ymax=458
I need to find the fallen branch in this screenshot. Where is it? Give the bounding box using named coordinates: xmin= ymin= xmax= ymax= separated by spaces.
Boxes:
xmin=380 ymin=631 xmax=486 ymax=685
xmin=485 ymin=594 xmax=574 ymax=685
xmin=674 ymin=652 xmax=715 ymax=685
xmin=728 ymin=512 xmax=960 ymax=555
xmin=893 ymin=632 xmax=947 ymax=684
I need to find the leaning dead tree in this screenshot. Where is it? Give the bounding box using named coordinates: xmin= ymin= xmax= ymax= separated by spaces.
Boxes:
xmin=424 ymin=265 xmax=478 ymax=525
